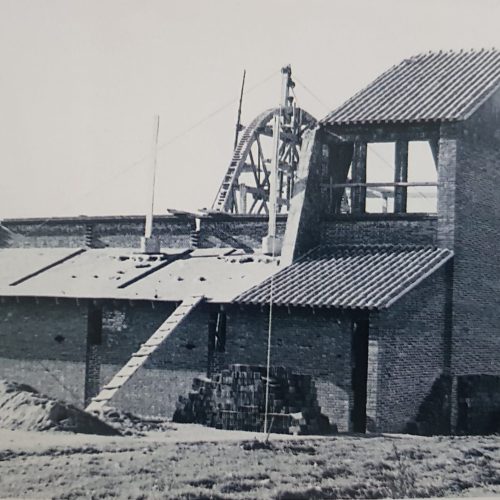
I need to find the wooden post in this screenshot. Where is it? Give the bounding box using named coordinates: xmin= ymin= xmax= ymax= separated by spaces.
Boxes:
xmin=145 ymin=115 xmax=160 ymax=239
xmin=394 ymin=140 xmax=409 ymax=213
xmin=207 ymin=311 xmax=217 ymax=377
xmin=351 ymin=142 xmax=367 ymax=214
xmin=239 ymin=183 xmax=247 ymax=213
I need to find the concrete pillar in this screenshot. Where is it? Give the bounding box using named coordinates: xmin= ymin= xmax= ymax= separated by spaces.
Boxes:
xmin=281 ymin=127 xmax=324 ymax=265
xmin=84 ymin=302 xmax=103 ymax=407
xmin=190 ymin=218 xmax=201 ymax=249
xmin=239 ymin=184 xmax=247 ymax=213
xmin=85 ymin=224 xmax=95 ymax=248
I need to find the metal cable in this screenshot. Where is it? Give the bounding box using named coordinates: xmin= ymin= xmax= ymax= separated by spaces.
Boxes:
xmin=27 ymin=70 xmax=281 ymax=231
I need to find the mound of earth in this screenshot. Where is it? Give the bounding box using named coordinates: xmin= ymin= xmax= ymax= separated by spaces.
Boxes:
xmin=0 ymin=380 xmax=119 ymax=435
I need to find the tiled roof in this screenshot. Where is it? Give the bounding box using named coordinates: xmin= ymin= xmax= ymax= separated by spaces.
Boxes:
xmin=235 ymin=245 xmax=453 ymax=310
xmin=321 ymin=48 xmax=500 ymax=126
xmin=0 ymin=247 xmax=279 ymax=303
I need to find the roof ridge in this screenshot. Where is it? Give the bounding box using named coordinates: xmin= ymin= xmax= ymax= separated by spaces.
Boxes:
xmin=411 ymin=47 xmax=500 ymax=59
xmin=322 ymin=48 xmax=500 ymax=126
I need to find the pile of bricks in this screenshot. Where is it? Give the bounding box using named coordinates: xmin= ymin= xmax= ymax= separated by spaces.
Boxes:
xmin=173 ymin=364 xmax=333 ymax=434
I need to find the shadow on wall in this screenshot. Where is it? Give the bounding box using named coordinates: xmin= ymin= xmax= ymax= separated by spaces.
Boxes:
xmin=202 ymin=227 xmax=254 ymax=253
xmin=405 ymin=374 xmax=500 ymax=435
xmin=405 ymin=374 xmax=452 ymax=436
xmin=456 ymin=374 xmax=500 ymax=435
xmin=0 ymin=225 xmax=12 ymax=247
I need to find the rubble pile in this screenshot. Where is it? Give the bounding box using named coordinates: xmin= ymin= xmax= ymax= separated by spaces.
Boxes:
xmin=97 ymin=407 xmax=174 ymax=436
xmin=173 ymin=364 xmax=334 ymax=435
xmin=0 ymin=380 xmax=119 ymax=435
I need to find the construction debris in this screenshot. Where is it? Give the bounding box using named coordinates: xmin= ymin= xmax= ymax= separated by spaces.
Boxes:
xmin=0 ymin=380 xmax=175 ymax=436
xmin=97 ymin=407 xmax=174 ymax=436
xmin=0 ymin=380 xmax=119 ymax=435
xmin=173 ymin=364 xmax=335 ymax=435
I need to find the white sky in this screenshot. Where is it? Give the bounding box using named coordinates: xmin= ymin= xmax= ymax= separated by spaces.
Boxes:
xmin=1 ymin=0 xmax=499 ymax=219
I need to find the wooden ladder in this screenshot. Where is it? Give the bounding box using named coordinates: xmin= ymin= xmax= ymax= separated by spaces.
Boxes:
xmin=86 ymin=296 xmax=204 ymax=413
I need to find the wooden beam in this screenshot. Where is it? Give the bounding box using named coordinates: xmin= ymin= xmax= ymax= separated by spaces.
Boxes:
xmin=322 ymin=181 xmax=437 ymax=189
xmin=323 ymin=122 xmax=440 ymax=144
xmin=117 ymin=250 xmax=192 ymax=289
xmin=394 ymin=140 xmax=409 ymax=213
xmin=351 ymin=142 xmax=367 ymax=214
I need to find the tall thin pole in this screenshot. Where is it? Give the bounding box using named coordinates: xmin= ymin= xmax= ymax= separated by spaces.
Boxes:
xmin=264 ymin=65 xmax=292 ymax=436
xmin=145 ymin=115 xmax=160 ymax=239
xmin=267 ymin=66 xmax=291 ymax=240
xmin=234 ymin=70 xmax=246 ymax=150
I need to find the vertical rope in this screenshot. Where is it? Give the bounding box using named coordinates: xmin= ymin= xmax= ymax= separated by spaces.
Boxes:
xmin=263 ymin=88 xmax=283 ymax=435
xmin=263 ymin=257 xmax=276 ymax=435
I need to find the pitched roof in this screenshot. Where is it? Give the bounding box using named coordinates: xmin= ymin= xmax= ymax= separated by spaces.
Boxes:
xmin=0 ymin=247 xmax=279 ymax=303
xmin=235 ymin=245 xmax=453 ymax=310
xmin=322 ymin=48 xmax=500 ymax=126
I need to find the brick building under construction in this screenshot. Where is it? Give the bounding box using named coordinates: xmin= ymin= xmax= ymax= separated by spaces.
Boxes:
xmin=0 ymin=48 xmax=499 ymax=434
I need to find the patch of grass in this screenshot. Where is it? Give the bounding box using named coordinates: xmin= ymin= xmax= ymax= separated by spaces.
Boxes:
xmin=282 ymin=443 xmax=317 ymax=455
xmin=240 ymin=438 xmax=274 ymax=451
xmin=220 ymin=480 xmax=258 ymax=493
xmin=321 ymin=464 xmax=351 ymax=479
xmin=187 ymin=478 xmax=215 ymax=489
xmin=380 ymin=444 xmax=419 ymax=499
xmin=1 ymin=432 xmax=500 ymax=499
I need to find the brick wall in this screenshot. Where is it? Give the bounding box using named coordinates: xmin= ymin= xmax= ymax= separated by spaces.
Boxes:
xmin=367 ymin=267 xmax=447 ymax=433
xmin=0 ymin=299 xmax=355 ymax=424
xmin=449 ymin=88 xmax=500 ymax=379
xmin=221 ymin=305 xmax=353 ymax=431
xmin=321 ymin=215 xmax=438 ymax=246
xmin=199 ymin=218 xmax=286 ymax=251
xmin=0 ymin=300 xmax=88 ymax=405
xmin=0 ymin=299 xmax=208 ymax=415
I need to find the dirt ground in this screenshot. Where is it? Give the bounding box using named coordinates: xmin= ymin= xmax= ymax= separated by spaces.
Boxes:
xmin=0 ymin=425 xmax=499 ymax=499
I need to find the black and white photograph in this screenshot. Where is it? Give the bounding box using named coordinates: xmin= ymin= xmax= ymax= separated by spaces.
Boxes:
xmin=0 ymin=0 xmax=499 ymax=498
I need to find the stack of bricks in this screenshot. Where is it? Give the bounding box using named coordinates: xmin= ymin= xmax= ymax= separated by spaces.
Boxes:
xmin=173 ymin=364 xmax=333 ymax=434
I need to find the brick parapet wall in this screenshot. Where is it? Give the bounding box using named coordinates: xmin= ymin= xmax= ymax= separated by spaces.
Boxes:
xmin=321 ymin=215 xmax=438 ymax=247
xmin=2 ymin=215 xmax=286 ymax=250
xmin=198 ymin=219 xmax=286 ymax=250
xmin=367 ymin=267 xmax=447 ymax=433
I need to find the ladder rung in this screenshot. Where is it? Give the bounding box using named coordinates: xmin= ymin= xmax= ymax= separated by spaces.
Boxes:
xmin=85 ymin=296 xmax=204 ymax=411
xmin=93 ymin=387 xmax=119 ymax=402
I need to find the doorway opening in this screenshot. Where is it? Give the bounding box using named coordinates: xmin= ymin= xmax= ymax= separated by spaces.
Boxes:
xmin=351 ymin=314 xmax=369 ymax=433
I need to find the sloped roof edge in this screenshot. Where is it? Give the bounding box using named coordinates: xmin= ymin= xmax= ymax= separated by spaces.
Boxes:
xmin=235 ymin=245 xmax=454 ymax=310
xmin=321 ymin=48 xmax=500 ymax=126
